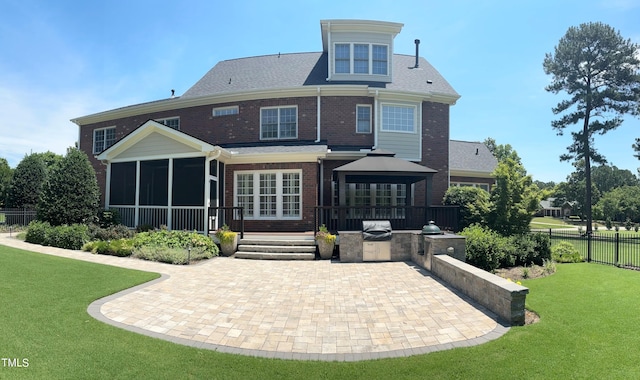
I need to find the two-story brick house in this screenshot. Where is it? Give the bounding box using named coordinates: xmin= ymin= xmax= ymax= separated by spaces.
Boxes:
xmin=72 ymin=19 xmax=460 ymax=233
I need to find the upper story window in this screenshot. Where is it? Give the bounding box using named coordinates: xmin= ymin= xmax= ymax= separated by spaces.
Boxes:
xmin=93 ymin=127 xmax=116 ymax=154
xmin=260 ymin=106 xmax=297 ymax=140
xmin=335 ymin=44 xmax=350 ymax=74
xmin=356 ymin=105 xmax=372 ymax=133
xmin=157 ymin=117 xmax=180 ymax=130
xmin=213 ymin=106 xmax=239 ymax=117
xmin=381 ymin=104 xmax=415 ymax=133
xmin=333 ymin=43 xmax=389 ymax=76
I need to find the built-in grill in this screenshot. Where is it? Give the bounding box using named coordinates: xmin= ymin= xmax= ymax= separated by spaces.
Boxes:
xmin=362 ymin=220 xmax=392 ymax=261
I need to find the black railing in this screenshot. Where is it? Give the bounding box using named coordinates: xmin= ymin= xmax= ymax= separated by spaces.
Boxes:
xmin=0 ymin=208 xmax=37 ymax=226
xmin=533 ymin=228 xmax=640 ymax=268
xmin=313 ymin=205 xmax=460 ymax=234
xmin=208 ymin=207 xmax=244 ymax=239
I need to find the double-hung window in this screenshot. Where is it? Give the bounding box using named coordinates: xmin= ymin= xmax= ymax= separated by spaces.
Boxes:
xmin=260 ymin=106 xmax=297 ymax=140
xmin=356 ymin=105 xmax=372 ymax=133
xmin=333 ymin=43 xmax=388 ymax=76
xmin=93 ymin=127 xmax=116 ymax=154
xmin=335 ymin=44 xmax=350 ymax=73
xmin=235 ymin=170 xmax=301 ymax=219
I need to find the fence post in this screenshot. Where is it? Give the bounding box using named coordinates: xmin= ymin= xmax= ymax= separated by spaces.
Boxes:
xmin=615 ymin=232 xmax=619 ymax=267
xmin=587 ymin=231 xmax=592 ymax=263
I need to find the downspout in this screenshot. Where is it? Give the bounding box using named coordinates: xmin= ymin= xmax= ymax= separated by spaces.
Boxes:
xmin=373 ymin=89 xmax=379 ymax=150
xmin=315 ymin=87 xmax=321 ymax=142
xmin=326 ymin=21 xmax=332 ymax=81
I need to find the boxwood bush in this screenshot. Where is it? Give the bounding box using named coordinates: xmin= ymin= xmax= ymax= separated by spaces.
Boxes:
xmin=25 ymin=221 xmax=89 ymax=250
xmin=460 ymin=225 xmax=552 ymax=271
xmin=551 ymin=241 xmax=583 ymax=263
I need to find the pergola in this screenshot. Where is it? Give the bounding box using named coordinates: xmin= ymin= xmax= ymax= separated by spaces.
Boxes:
xmin=333 ymin=151 xmax=437 ymax=207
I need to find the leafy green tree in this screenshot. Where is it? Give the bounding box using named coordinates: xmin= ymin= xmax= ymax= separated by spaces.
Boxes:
xmin=38 ymin=148 xmax=100 ymax=225
xmin=553 ymin=161 xmax=600 ymax=217
xmin=543 ymin=22 xmax=640 ymax=235
xmin=534 ymin=180 xmax=556 ymax=191
xmin=32 ymin=151 xmax=63 ymax=174
xmin=486 ymin=158 xmax=541 ymax=236
xmin=591 ymin=164 xmax=639 ymax=194
xmin=484 ymin=137 xmax=523 ymax=167
xmin=594 ymin=185 xmax=640 ymax=223
xmin=0 ymin=158 xmax=12 ymax=207
xmin=7 ymin=154 xmax=47 ymax=208
xmin=443 ymin=186 xmax=490 ymax=229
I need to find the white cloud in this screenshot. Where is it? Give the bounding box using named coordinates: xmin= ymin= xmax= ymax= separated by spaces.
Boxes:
xmin=0 ymin=84 xmax=118 ymax=168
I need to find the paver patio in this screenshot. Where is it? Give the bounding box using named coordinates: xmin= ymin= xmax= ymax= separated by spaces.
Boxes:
xmin=0 ymin=233 xmax=507 ymax=361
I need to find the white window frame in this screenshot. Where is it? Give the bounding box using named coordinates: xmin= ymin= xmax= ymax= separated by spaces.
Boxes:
xmin=260 ymin=106 xmax=298 ymax=140
xmin=156 ymin=117 xmax=180 ymax=130
xmin=234 ymin=170 xmax=302 ymax=220
xmin=380 ymin=103 xmax=417 ymax=133
xmin=333 ymin=43 xmax=389 ymax=76
xmin=93 ymin=126 xmax=116 ymax=154
xmin=451 ymin=182 xmax=491 ymax=192
xmin=213 ymin=106 xmax=239 ymax=117
xmin=356 ymin=104 xmax=372 ymax=133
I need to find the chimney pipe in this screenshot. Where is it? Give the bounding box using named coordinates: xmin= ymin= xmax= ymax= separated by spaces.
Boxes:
xmin=414 ymin=39 xmax=420 ymax=68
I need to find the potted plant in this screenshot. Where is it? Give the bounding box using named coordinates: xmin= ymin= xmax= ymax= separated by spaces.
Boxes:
xmin=215 ymin=224 xmax=238 ymax=256
xmin=315 ymin=224 xmax=336 ymax=259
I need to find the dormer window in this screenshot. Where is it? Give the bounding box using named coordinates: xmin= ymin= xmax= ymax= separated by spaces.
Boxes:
xmin=332 ymin=43 xmax=389 ymax=76
xmin=321 ymin=20 xmax=402 ymax=83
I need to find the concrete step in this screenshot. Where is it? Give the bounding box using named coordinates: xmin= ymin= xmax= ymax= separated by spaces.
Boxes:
xmin=239 ymin=239 xmax=315 ymax=246
xmin=237 ymin=244 xmax=316 ymax=253
xmin=234 ymin=251 xmax=316 ymax=260
xmin=234 ymin=236 xmax=318 ymax=260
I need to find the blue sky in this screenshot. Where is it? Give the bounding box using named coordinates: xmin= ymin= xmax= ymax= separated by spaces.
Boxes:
xmin=1 ymin=0 xmax=639 ymax=183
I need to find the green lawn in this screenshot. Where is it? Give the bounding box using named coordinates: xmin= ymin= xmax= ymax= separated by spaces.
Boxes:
xmin=3 ymin=245 xmax=640 ymax=379
xmin=530 ymin=216 xmax=575 ymax=229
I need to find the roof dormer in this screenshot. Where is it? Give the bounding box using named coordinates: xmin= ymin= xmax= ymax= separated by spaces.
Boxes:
xmin=320 ymin=19 xmax=403 ymax=83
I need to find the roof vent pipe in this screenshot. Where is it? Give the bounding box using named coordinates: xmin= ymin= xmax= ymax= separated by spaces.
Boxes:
xmin=414 ymin=39 xmax=420 ymax=68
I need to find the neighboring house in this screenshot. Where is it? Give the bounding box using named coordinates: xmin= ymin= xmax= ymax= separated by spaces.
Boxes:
xmin=538 ymin=198 xmax=573 ymax=218
xmin=72 ymin=19 xmax=461 ymax=233
xmin=449 ymin=140 xmax=497 ymax=192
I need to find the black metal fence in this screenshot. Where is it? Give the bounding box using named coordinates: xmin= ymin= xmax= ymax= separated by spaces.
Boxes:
xmin=533 ymin=228 xmax=640 ymax=268
xmin=314 ymin=205 xmax=460 ymax=233
xmin=0 ymin=208 xmax=37 ymax=226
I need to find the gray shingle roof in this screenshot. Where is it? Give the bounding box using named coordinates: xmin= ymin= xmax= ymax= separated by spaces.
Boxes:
xmin=182 ymin=52 xmax=458 ymax=99
xmin=449 ymin=140 xmax=498 ymax=174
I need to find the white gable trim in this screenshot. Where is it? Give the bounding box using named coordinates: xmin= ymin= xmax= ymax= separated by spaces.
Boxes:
xmin=96 ymin=120 xmax=218 ymax=162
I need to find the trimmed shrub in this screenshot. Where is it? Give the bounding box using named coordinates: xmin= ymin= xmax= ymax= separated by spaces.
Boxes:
xmin=132 ymin=245 xmax=211 ymax=265
xmin=25 ymin=221 xmax=89 ymax=250
xmin=88 ymin=223 xmax=134 ymax=241
xmin=552 ymin=241 xmax=583 ymax=263
xmin=83 ymin=239 xmax=133 ymax=257
xmin=510 ymin=233 xmax=552 ymax=267
xmin=25 ymin=220 xmax=49 ymax=245
xmin=131 ymin=229 xmax=218 ymax=257
xmin=97 ymin=209 xmax=121 ymax=228
xmin=460 ymin=225 xmax=506 ymax=271
xmin=461 ymin=225 xmax=552 ymax=271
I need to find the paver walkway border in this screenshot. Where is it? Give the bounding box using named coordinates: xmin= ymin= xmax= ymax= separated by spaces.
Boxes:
xmin=1 ymin=234 xmax=509 ymax=361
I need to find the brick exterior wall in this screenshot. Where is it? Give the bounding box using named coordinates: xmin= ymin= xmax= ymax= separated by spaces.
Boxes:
xmin=419 ymin=101 xmax=450 ymax=206
xmin=80 ymin=96 xmax=452 ymax=229
xmin=224 ymin=162 xmax=318 ymax=232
